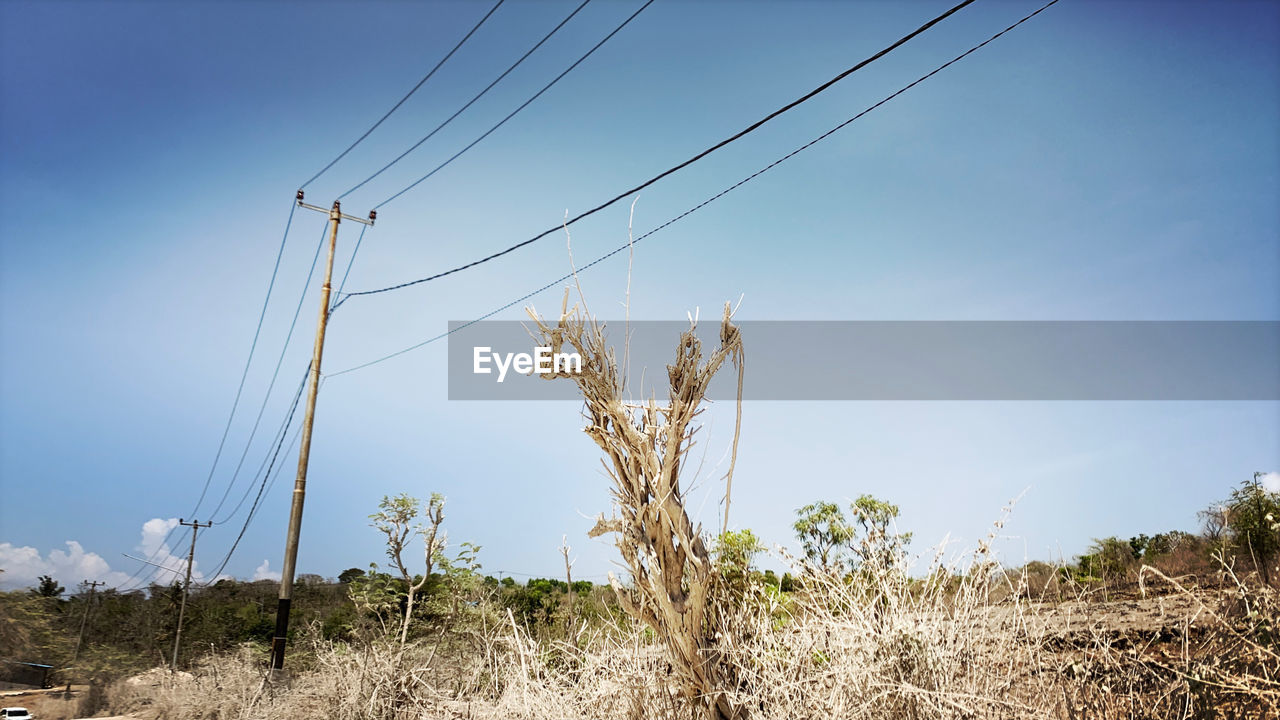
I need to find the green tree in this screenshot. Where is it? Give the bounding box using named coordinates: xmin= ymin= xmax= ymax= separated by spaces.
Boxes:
xmin=369 ymin=492 xmax=448 ymax=645
xmin=714 ymin=529 xmax=764 ymax=599
xmin=34 ymin=575 xmax=64 ymax=597
xmin=848 ymin=494 xmax=911 ymax=571
xmin=348 ymin=564 xmax=403 ymax=636
xmin=1078 ymin=537 xmax=1136 ymax=583
xmin=793 ymin=501 xmax=855 ymax=572
xmin=795 ymin=496 xmax=911 ymax=575
xmin=338 ymin=567 xmax=366 ymax=584
xmin=1128 ymin=534 xmax=1151 ymax=560
xmin=1145 ymin=530 xmax=1198 ymax=559
xmin=1224 ymin=472 xmax=1280 ymax=584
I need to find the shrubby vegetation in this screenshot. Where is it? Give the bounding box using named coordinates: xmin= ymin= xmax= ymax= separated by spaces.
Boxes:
xmin=4 ymin=476 xmax=1277 ymax=719
xmin=3 ymin=297 xmax=1276 ymax=719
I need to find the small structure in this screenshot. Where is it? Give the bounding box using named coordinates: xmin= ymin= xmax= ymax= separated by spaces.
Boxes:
xmin=0 ymin=661 xmax=52 ymax=690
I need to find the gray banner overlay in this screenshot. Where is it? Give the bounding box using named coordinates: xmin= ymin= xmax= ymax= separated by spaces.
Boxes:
xmin=446 ymin=321 xmax=1280 ymax=401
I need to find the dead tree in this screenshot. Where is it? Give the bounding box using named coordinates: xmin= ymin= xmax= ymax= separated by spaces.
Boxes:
xmin=529 ymin=291 xmax=746 ymax=720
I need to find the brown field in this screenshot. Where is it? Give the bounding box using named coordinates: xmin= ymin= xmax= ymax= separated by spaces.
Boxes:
xmin=76 ymin=562 xmax=1276 ymax=720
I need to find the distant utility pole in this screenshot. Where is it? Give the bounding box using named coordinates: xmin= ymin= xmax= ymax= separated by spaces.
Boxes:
xmin=67 ymin=579 xmax=104 ymax=691
xmin=271 ymin=191 xmax=376 ymax=673
xmin=172 ymin=518 xmax=211 ymax=670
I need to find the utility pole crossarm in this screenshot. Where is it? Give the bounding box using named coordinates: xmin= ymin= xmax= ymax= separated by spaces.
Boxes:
xmin=296 ymin=190 xmax=376 ymax=225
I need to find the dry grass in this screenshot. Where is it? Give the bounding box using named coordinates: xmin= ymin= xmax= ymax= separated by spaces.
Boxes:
xmin=100 ymin=534 xmax=1280 ymax=719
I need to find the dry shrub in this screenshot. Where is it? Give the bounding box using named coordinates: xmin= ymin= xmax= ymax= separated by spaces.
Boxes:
xmin=696 ymin=512 xmax=1056 ymax=719
xmin=1053 ymin=561 xmax=1280 ymax=720
xmin=103 ymin=533 xmax=1280 ymax=720
xmin=489 ymin=510 xmax=1050 ymax=720
xmin=527 ymin=291 xmax=746 ymax=720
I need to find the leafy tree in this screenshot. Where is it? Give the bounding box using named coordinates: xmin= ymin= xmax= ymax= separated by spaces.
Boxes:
xmin=1128 ymin=534 xmax=1151 ymax=560
xmin=793 ymin=501 xmax=855 ymax=572
xmin=1133 ymin=530 xmax=1200 ymax=564
xmin=34 ymin=575 xmax=65 ymax=597
xmin=795 ymin=496 xmax=911 ymax=575
xmin=348 ymin=564 xmax=403 ymax=637
xmin=436 ymin=541 xmax=483 ymax=618
xmin=369 ymin=492 xmax=447 ymax=645
xmin=338 ymin=567 xmax=366 ymax=584
xmin=1 ymin=589 xmax=60 ymax=661
xmin=779 ymin=572 xmax=796 ymax=593
xmin=849 ymin=494 xmax=912 ymax=571
xmin=1078 ymin=537 xmax=1136 ymax=582
xmin=714 ymin=529 xmax=764 ymax=600
xmin=1223 ymin=472 xmax=1280 ymax=584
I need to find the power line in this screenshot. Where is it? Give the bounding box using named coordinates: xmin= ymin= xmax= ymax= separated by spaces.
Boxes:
xmin=189 ymin=200 xmax=299 ymax=517
xmin=326 ymin=0 xmax=1060 ymax=379
xmin=213 ymin=366 xmax=310 ymax=527
xmin=116 ymin=199 xmax=300 ymax=591
xmin=339 ymin=0 xmax=973 ymax=299
xmin=339 ymin=0 xmax=594 ymax=200
xmin=333 ymin=223 xmax=370 ymax=308
xmin=204 ymin=364 xmax=311 ymax=582
xmin=114 ymin=525 xmax=192 ymax=593
xmin=298 ymin=0 xmax=506 ymax=190
xmin=207 ymin=218 xmax=332 ymax=524
xmin=118 ymin=217 xmax=322 ymax=588
xmin=369 ymin=0 xmax=658 ymax=210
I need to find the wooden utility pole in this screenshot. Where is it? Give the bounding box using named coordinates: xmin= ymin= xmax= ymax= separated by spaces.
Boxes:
xmin=270 ymin=192 xmax=375 ymax=673
xmin=172 ymin=519 xmax=211 ymax=670
xmin=67 ymin=579 xmax=104 ymax=691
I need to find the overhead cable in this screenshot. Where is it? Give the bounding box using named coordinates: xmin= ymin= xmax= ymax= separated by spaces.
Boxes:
xmin=298 ymin=0 xmax=506 ymax=190
xmin=339 ymin=0 xmax=974 ymax=299
xmin=326 ymin=0 xmax=1060 ymax=378
xmin=339 ymin=0 xmax=594 ymax=200
xmin=368 ymin=0 xmax=658 ymax=210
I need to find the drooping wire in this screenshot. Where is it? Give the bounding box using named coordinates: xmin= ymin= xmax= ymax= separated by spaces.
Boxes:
xmin=213 ymin=366 xmax=309 ymax=526
xmin=326 ymin=0 xmax=1060 ymax=378
xmin=116 ymin=198 xmax=299 ymax=590
xmin=338 ymin=0 xmax=973 ymax=299
xmin=208 ymin=218 xmax=331 ymax=524
xmin=298 ymin=0 xmax=506 ymax=190
xmin=339 ymin=0 xmax=594 ymax=200
xmin=189 ymin=200 xmax=298 ymax=516
xmin=368 ymin=0 xmax=658 ymax=211
xmin=331 ymin=223 xmax=369 ymax=314
xmin=203 ymin=364 xmax=311 ymax=583
xmin=113 ymin=525 xmax=192 ymax=593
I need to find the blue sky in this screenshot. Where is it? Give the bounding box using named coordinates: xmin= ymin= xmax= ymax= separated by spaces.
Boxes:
xmin=1 ymin=0 xmax=1277 ymax=591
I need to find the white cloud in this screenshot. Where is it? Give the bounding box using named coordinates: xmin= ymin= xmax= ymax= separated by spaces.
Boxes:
xmin=1261 ymin=471 xmax=1280 ymax=494
xmin=251 ymin=559 xmax=280 ymax=582
xmin=0 ymin=540 xmax=133 ymax=592
xmin=0 ymin=517 xmax=209 ymax=592
xmin=135 ymin=517 xmax=203 ymax=585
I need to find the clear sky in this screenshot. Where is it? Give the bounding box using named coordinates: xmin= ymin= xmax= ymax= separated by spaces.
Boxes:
xmin=1 ymin=0 xmax=1277 ymax=591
